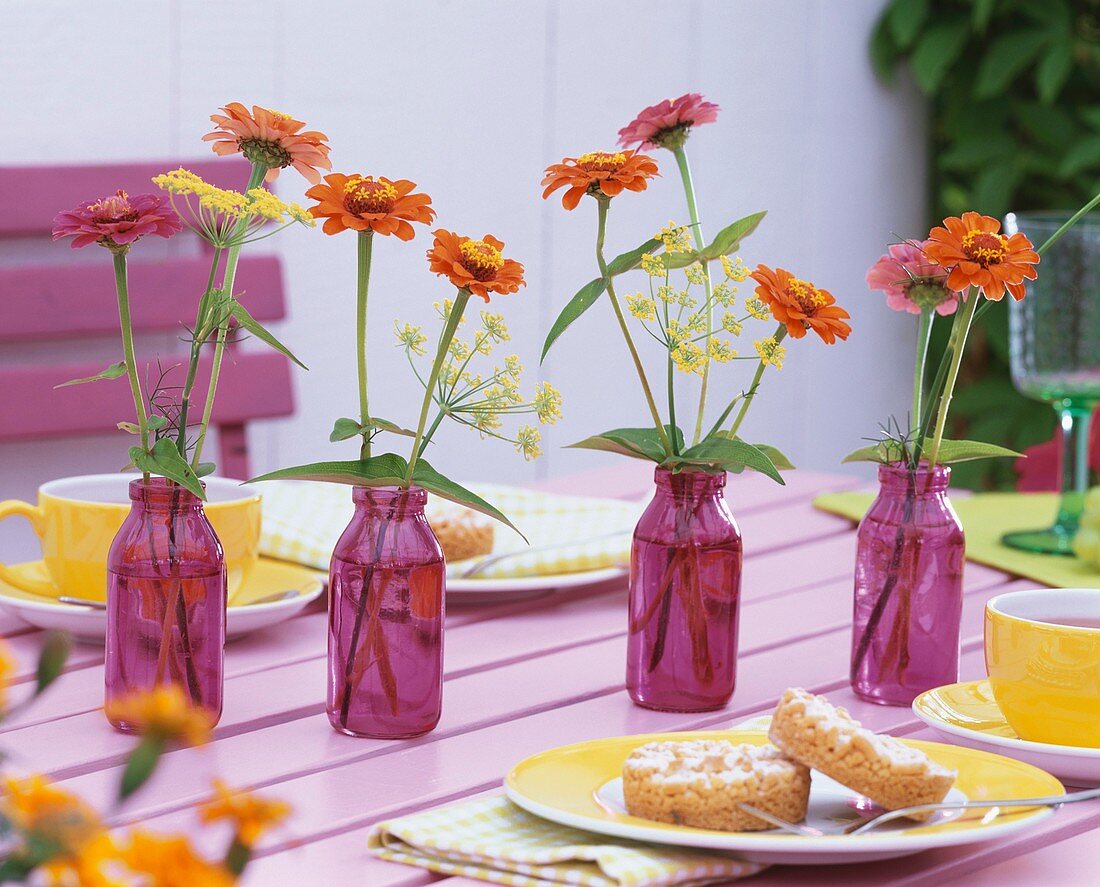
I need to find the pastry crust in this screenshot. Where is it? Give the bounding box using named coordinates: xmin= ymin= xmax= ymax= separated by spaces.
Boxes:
xmin=622 ymin=740 xmax=810 ymax=832
xmin=769 ymin=688 xmax=956 ymax=821
xmin=428 ymin=506 xmax=494 ymax=563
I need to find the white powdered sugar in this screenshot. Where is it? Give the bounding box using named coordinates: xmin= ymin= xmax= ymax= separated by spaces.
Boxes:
xmin=625 ymin=740 xmax=797 ymax=785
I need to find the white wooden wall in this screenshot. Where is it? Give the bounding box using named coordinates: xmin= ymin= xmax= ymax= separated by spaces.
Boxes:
xmin=0 ymin=0 xmax=924 ymax=559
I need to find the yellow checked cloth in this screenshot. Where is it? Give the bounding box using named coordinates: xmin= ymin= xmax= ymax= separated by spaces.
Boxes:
xmin=367 ymin=795 xmax=763 ymax=887
xmin=259 ymin=480 xmax=643 ymax=580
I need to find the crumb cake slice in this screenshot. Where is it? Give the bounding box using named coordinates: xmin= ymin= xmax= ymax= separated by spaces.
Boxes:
xmin=769 ymin=688 xmax=956 ymax=821
xmin=622 ymin=740 xmax=810 ymax=832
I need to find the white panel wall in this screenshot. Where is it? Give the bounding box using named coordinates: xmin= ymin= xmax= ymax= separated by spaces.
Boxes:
xmin=0 ymin=0 xmax=925 ymax=561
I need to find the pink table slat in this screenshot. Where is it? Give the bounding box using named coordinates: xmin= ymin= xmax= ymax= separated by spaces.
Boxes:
xmin=7 ymin=466 xmax=1095 ymax=885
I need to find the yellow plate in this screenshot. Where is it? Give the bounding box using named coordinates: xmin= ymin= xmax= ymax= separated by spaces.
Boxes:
xmin=505 ymin=730 xmax=1064 ymax=865
xmin=914 ymin=680 xmax=1100 ymax=785
xmin=0 ymin=557 xmax=325 ymax=642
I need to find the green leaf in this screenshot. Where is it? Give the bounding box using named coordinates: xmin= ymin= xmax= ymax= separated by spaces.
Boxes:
xmin=606 ymin=238 xmax=661 ymax=277
xmin=230 ymin=299 xmax=308 ymax=370
xmin=540 ymin=277 xmax=608 ymax=362
xmin=1036 ymin=40 xmax=1074 ymax=104
xmin=973 ymin=158 xmax=1023 ymax=219
xmin=972 ymin=0 xmax=995 ymax=31
xmin=910 ymin=19 xmax=970 ymax=94
xmin=566 ymin=426 xmax=681 ymax=463
xmin=117 ymin=422 xmax=141 ymax=435
xmin=675 ymin=437 xmax=785 ymax=484
xmin=751 ymin=443 xmax=795 ymax=471
xmin=195 ymin=462 xmax=216 ymax=478
xmin=247 ymin=453 xmax=410 ymax=487
xmin=54 ymin=361 xmax=127 ymax=389
xmin=411 ymin=459 xmax=525 ymax=539
xmin=34 ymin=631 xmax=70 ymax=697
xmin=887 ymin=0 xmax=929 ymax=50
xmin=661 ymin=250 xmax=701 ymax=271
xmin=130 ymin=439 xmax=206 ymax=499
xmin=566 ymin=434 xmax=657 ymax=463
xmin=119 ymin=735 xmax=166 ymax=802
xmin=1059 ymin=135 xmax=1100 ymax=178
xmin=699 ymin=212 xmax=767 ymax=261
xmin=369 ymin=417 xmax=418 ymax=438
xmin=843 ymin=440 xmax=907 ymax=464
xmin=974 ymin=31 xmax=1050 ymax=99
xmin=932 ymin=438 xmax=1022 ymax=463
xmin=869 ymin=10 xmax=898 ymax=83
xmin=146 ymin=415 xmax=168 ymax=430
xmin=330 ymin=417 xmax=364 ymax=442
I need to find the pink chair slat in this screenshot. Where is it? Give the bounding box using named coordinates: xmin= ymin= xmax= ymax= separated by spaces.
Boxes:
xmin=0 ymin=256 xmax=285 ymax=343
xmin=0 ymin=352 xmax=293 ymax=441
xmin=0 ymin=160 xmax=253 ymax=236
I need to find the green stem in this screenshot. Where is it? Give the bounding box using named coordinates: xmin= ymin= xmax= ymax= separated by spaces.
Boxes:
xmin=911 ymin=306 xmax=933 ymax=434
xmin=418 ymin=409 xmax=447 ymax=458
xmin=191 ymin=161 xmax=268 ymax=470
xmin=596 ymin=199 xmax=673 ymax=456
xmin=406 ymin=290 xmax=470 ymax=483
xmin=1035 ymin=189 xmax=1100 ymax=256
xmin=728 ymin=324 xmax=787 ymax=438
xmin=356 ymin=231 xmax=374 ymax=460
xmin=673 ymin=146 xmax=714 ymax=445
xmin=926 ymin=290 xmax=979 ymax=467
xmin=113 ymin=251 xmax=150 ymax=483
xmin=176 ymin=247 xmax=223 ymax=456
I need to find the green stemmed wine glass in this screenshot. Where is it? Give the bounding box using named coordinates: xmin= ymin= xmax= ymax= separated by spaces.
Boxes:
xmin=1003 ymin=211 xmax=1100 ymax=555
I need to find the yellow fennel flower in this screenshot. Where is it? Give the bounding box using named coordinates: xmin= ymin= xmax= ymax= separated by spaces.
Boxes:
xmin=626 ymin=293 xmax=657 ymax=321
xmin=754 ymin=337 xmax=786 ymax=369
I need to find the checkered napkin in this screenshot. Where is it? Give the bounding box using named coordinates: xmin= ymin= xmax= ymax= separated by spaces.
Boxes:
xmin=366 ymin=795 xmax=764 ymax=887
xmin=258 ymin=480 xmax=643 ymax=580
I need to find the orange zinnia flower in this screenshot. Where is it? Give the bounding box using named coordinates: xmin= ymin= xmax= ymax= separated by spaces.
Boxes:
xmin=541 ymin=151 xmax=659 ymax=210
xmin=202 ymin=102 xmax=331 ymax=184
xmin=305 ymin=173 xmax=435 ymax=239
xmin=923 ymin=211 xmax=1039 ymax=301
xmin=750 ymin=265 xmax=852 ymax=344
xmin=426 ymin=230 xmax=525 ymax=302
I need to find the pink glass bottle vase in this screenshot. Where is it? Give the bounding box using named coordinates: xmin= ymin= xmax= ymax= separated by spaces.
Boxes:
xmin=627 ymin=467 xmax=743 ymax=712
xmin=328 ymin=485 xmax=445 ymax=738
xmin=850 ymin=463 xmax=965 ymax=706
xmin=106 ymin=477 xmax=227 ymax=731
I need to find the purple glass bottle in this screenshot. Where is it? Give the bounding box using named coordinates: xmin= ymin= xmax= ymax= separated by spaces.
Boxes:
xmin=851 ymin=463 xmax=965 ymax=706
xmin=328 ymin=486 xmax=445 ymax=738
xmin=626 ymin=467 xmax=742 ymax=712
xmin=105 ymin=478 xmax=226 ymax=731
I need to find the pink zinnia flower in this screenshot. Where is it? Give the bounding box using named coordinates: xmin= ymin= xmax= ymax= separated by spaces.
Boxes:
xmin=866 ymin=240 xmax=958 ymax=316
xmin=203 ymin=102 xmax=332 ymax=184
xmin=617 ymin=93 xmax=720 ymax=151
xmin=52 ymin=190 xmax=183 ymax=251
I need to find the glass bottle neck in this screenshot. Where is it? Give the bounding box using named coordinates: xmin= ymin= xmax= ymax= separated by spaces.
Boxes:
xmin=876 ymin=462 xmax=951 ymax=496
xmin=351 ymin=485 xmax=427 ymax=518
xmin=653 ymin=467 xmax=726 ymax=504
xmin=128 ymin=477 xmax=205 ymax=512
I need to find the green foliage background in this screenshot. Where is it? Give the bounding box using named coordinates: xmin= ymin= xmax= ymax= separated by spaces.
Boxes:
xmin=871 ymin=0 xmax=1100 ymax=489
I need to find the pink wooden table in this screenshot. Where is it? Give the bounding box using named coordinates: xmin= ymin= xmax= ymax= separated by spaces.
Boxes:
xmin=6 ymin=463 xmax=1098 ymax=885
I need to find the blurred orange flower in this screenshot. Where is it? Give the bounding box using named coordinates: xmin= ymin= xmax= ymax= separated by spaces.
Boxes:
xmin=198 ymin=779 xmax=291 ymax=846
xmin=121 ymin=830 xmax=234 ymax=887
xmin=104 ymin=684 xmax=215 ymax=746
xmin=202 ymin=102 xmax=331 ymax=184
xmin=306 ymin=173 xmax=435 ymax=239
xmin=541 ymin=151 xmax=659 ymax=210
xmin=427 ymin=230 xmax=525 ymax=302
xmin=750 ymin=265 xmax=851 ymax=344
xmin=924 ymin=211 xmax=1039 ymax=301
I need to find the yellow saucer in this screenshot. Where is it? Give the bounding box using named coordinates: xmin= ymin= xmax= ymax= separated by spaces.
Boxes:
xmin=914 ymin=681 xmax=1100 ymax=785
xmin=0 ymin=557 xmax=325 ymax=642
xmin=506 ymin=729 xmax=1063 ymax=865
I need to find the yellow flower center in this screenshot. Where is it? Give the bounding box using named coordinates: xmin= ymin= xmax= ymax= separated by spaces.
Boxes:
xmin=459 ymin=239 xmax=504 ymax=281
xmin=961 ymin=229 xmax=1007 ymax=266
xmin=577 ymin=151 xmax=628 ymax=172
xmin=89 ymin=190 xmax=137 ymax=222
xmin=786 ymin=277 xmax=827 ymax=314
xmin=343 ymin=177 xmax=399 ymax=215
xmin=264 ymin=107 xmax=295 ymax=122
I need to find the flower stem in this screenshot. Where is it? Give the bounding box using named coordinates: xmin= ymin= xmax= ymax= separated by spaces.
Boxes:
xmin=191 ymin=161 xmax=268 ymax=470
xmin=596 ymin=198 xmax=673 ymax=456
xmin=911 ymin=306 xmax=933 ymax=458
xmin=926 ymin=290 xmax=979 ymax=467
xmin=356 ymin=231 xmax=374 ymax=460
xmin=406 ymin=290 xmax=470 ymax=484
xmin=728 ymin=324 xmax=787 ymax=438
xmin=112 ymin=251 xmax=150 ymax=483
xmin=672 ymin=147 xmax=714 ymax=446
xmin=176 ymin=247 xmax=223 ymax=457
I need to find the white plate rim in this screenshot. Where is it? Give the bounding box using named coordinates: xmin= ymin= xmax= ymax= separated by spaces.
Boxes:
xmin=503 ymin=782 xmax=1053 ymax=856
xmin=912 ymin=685 xmax=1100 ymax=760
xmin=447 ymin=565 xmax=626 ymax=594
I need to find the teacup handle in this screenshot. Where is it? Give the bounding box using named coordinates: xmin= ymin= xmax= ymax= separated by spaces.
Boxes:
xmin=0 ymin=500 xmax=56 ymax=596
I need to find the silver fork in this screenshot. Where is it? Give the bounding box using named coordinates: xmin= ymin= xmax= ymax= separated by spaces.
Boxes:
xmin=457 ymin=530 xmax=631 ymax=578
xmin=739 ymin=787 xmax=1100 ymax=837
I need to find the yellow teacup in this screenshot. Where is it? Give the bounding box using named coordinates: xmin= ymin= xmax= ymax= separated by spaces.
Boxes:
xmin=985 ymin=588 xmax=1100 ymax=748
xmin=0 ymin=474 xmax=261 ymax=603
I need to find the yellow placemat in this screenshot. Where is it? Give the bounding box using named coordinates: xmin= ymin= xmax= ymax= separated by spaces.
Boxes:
xmin=260 ymin=481 xmax=642 ymax=580
xmin=814 ymin=490 xmax=1100 ymax=588
xmin=367 ymin=795 xmax=762 ymax=887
